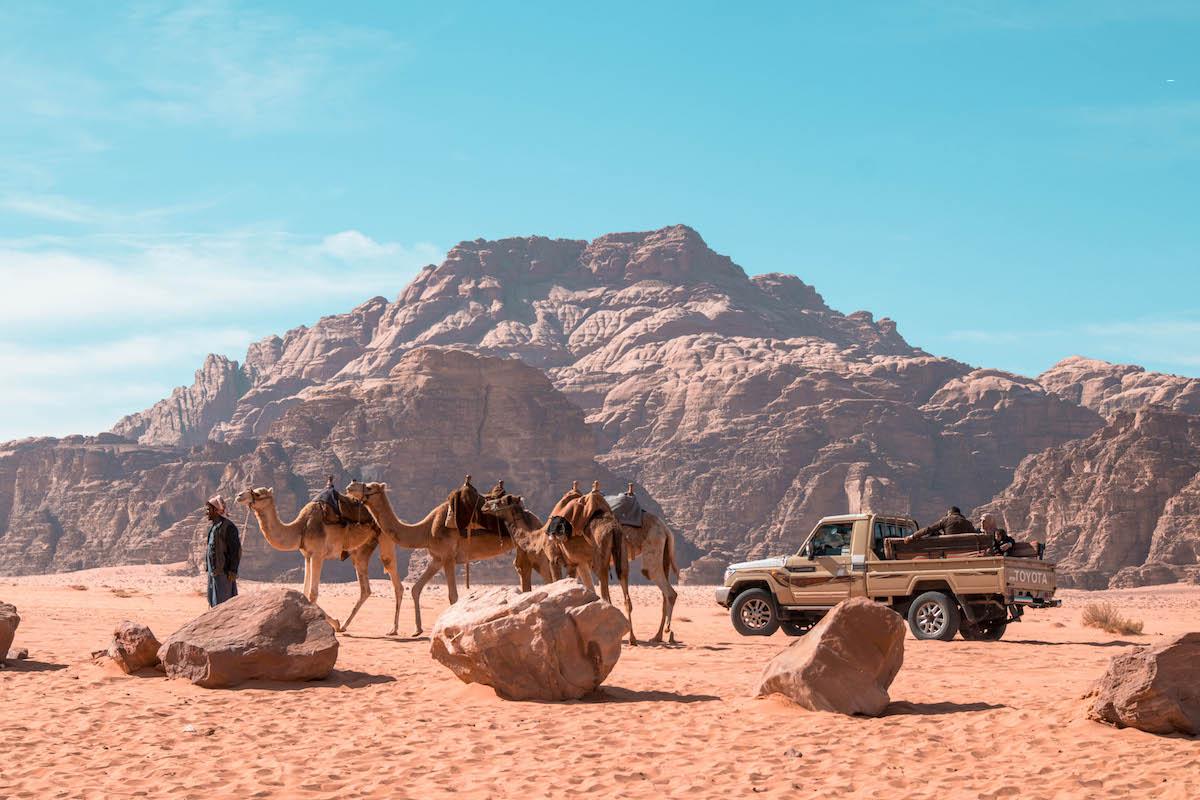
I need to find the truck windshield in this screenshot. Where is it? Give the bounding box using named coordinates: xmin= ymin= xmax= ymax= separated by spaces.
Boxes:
xmin=873 ymin=521 xmax=915 ymax=559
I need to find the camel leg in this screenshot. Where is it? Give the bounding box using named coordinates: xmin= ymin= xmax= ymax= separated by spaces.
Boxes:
xmin=575 ymin=563 xmax=595 ymax=594
xmin=308 ymin=551 xmax=337 ymax=629
xmin=338 ymin=547 xmax=373 ymax=634
xmin=619 ymin=562 xmax=636 ymax=647
xmin=597 ymin=560 xmax=612 ymax=603
xmin=410 ymin=557 xmax=442 ymax=637
xmin=301 ymin=552 xmax=313 ymax=599
xmin=379 ymin=542 xmax=404 ymax=636
xmin=644 ymin=543 xmax=678 ymax=644
xmin=444 ymin=560 xmax=460 ymax=605
xmin=514 ymin=550 xmax=533 ymax=593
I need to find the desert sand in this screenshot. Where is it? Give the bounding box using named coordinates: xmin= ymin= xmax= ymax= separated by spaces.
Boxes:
xmin=1 ymin=566 xmax=1197 ymax=800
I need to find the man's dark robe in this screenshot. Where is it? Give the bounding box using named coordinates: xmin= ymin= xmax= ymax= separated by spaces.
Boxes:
xmin=206 ymin=516 xmax=241 ymax=607
xmin=910 ymin=510 xmax=977 ymax=542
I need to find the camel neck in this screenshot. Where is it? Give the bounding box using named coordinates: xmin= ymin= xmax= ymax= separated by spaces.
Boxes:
xmin=369 ymin=492 xmax=438 ymax=547
xmin=254 ymin=501 xmax=304 ymax=551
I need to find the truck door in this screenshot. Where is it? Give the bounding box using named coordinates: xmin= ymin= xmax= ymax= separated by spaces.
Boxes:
xmin=783 ymin=521 xmax=856 ymax=607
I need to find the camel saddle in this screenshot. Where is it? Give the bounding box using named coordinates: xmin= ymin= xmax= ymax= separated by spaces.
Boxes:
xmin=605 ymin=492 xmax=644 ymax=528
xmin=315 ymin=485 xmax=379 ymax=532
xmin=445 ymin=478 xmax=508 ymax=539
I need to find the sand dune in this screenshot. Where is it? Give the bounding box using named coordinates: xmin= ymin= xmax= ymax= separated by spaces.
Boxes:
xmin=1 ymin=566 xmax=1197 ymax=799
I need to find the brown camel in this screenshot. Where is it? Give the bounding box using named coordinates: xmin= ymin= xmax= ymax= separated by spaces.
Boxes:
xmin=234 ymin=487 xmax=405 ymax=635
xmin=486 ymin=482 xmax=639 ymax=645
xmin=611 ymin=487 xmax=680 ymax=644
xmin=343 ymin=480 xmax=556 ymax=636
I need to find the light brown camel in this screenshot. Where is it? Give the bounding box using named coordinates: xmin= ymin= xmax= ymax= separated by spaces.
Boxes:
xmin=608 ymin=485 xmax=680 ymax=644
xmin=485 ymin=482 xmax=639 ymax=645
xmin=234 ymin=487 xmax=404 ymax=635
xmin=343 ymin=480 xmax=556 ymax=636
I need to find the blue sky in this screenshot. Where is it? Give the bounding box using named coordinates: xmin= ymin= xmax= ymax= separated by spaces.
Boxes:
xmin=1 ymin=1 xmax=1197 ymax=440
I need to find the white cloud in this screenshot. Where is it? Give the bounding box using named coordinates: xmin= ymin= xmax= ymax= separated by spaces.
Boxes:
xmin=0 ymin=227 xmax=443 ymax=440
xmin=320 ymin=230 xmax=404 ymax=261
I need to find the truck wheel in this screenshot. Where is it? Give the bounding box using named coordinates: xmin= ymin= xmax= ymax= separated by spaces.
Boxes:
xmin=961 ymin=618 xmax=1007 ymax=641
xmin=730 ymin=589 xmax=780 ymax=636
xmin=907 ymin=591 xmax=960 ymax=641
xmin=781 ymin=620 xmax=810 ymax=637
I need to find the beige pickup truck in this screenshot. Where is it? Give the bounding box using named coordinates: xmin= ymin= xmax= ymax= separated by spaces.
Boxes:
xmin=715 ymin=513 xmax=1059 ymax=641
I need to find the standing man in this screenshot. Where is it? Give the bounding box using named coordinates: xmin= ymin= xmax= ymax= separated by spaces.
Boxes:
xmin=204 ymin=495 xmax=241 ymax=607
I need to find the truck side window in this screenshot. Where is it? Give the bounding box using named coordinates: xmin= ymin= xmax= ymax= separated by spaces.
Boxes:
xmin=811 ymin=523 xmax=853 ymax=556
xmin=872 ymin=523 xmax=887 ymax=559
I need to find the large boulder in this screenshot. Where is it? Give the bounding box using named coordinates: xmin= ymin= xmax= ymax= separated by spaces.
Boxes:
xmin=1088 ymin=632 xmax=1200 ymax=735
xmin=107 ymin=621 xmax=162 ymax=673
xmin=756 ymin=598 xmax=905 ymax=716
xmin=0 ymin=602 xmax=18 ymax=665
xmin=430 ymin=579 xmax=628 ymax=701
xmin=158 ymin=589 xmax=337 ymax=688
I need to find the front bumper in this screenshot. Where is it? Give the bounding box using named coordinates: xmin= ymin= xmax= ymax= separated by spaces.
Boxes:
xmin=714 ymin=587 xmax=731 ymax=608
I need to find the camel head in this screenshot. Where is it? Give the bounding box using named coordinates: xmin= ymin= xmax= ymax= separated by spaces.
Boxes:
xmin=345 ymin=480 xmax=388 ymax=502
xmin=482 ymin=493 xmax=523 ymax=519
xmin=236 ymin=486 xmax=275 ymax=509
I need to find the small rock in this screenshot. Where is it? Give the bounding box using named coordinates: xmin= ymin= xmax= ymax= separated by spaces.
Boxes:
xmin=7 ymin=647 xmax=28 ymax=661
xmin=0 ymin=602 xmax=19 ymax=664
xmin=182 ymin=724 xmax=197 ymax=734
xmin=784 ymin=747 xmax=803 ymax=758
xmin=108 ymin=621 xmax=162 ymax=673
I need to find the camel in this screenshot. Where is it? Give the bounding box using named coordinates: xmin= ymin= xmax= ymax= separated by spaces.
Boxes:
xmin=484 ymin=482 xmax=641 ymax=645
xmin=234 ymin=487 xmax=405 ymax=635
xmin=608 ymin=485 xmax=680 ymax=644
xmin=343 ymin=480 xmax=557 ymax=636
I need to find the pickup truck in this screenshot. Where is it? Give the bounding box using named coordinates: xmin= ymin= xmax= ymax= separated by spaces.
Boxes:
xmin=715 ymin=513 xmax=1059 ymax=641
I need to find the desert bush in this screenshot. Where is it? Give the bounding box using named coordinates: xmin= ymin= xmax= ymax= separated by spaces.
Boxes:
xmin=1081 ymin=601 xmax=1144 ymax=636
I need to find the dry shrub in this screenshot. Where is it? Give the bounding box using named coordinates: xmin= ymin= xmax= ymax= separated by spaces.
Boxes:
xmin=1081 ymin=601 xmax=1144 ymax=636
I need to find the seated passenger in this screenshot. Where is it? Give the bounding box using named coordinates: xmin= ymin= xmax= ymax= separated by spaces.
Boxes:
xmin=988 ymin=527 xmax=1016 ymax=557
xmin=905 ymin=506 xmax=977 ymax=543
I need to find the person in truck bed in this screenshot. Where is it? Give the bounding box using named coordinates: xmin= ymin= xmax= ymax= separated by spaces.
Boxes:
xmin=904 ymin=506 xmax=977 ymax=543
xmin=987 ymin=526 xmax=1017 ymax=556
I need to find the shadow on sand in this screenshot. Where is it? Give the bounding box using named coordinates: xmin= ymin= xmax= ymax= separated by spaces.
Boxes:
xmin=340 ymin=632 xmax=431 ymax=644
xmin=1 ymin=659 xmax=67 ymax=673
xmin=1004 ymin=639 xmax=1142 ymax=648
xmin=589 ymin=686 xmax=720 ymax=704
xmin=228 ymin=669 xmax=396 ymax=692
xmin=886 ymin=701 xmax=1005 ymax=716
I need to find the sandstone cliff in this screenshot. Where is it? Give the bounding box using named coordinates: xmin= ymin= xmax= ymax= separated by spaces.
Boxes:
xmin=2 ymin=225 xmax=1196 ymax=587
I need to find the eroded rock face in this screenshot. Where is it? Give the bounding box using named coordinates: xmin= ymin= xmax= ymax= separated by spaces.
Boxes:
xmin=158 ymin=589 xmax=337 ymax=688
xmin=107 ymin=620 xmax=161 ymax=673
xmin=756 ymin=598 xmax=905 ymax=716
xmin=980 ymin=409 xmax=1200 ymax=589
xmin=1088 ymin=632 xmax=1200 ymax=736
xmin=430 ymin=579 xmax=628 ymax=700
xmin=1 ymin=225 xmax=1196 ymax=585
xmin=0 ymin=602 xmax=18 ymax=664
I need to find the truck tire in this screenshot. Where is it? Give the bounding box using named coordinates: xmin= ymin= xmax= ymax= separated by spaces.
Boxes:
xmin=730 ymin=589 xmax=780 ymax=636
xmin=781 ymin=620 xmax=811 ymax=637
xmin=907 ymin=591 xmax=960 ymax=641
xmin=960 ymin=618 xmax=1007 ymax=641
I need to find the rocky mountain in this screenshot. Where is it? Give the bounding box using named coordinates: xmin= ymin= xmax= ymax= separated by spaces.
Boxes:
xmin=2 ymin=225 xmax=1197 ymax=588
xmin=981 ymin=361 xmax=1200 ymax=588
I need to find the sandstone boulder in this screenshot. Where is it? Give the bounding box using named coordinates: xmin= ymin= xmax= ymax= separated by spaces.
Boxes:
xmin=158 ymin=589 xmax=337 ymax=688
xmin=1088 ymin=632 xmax=1200 ymax=736
xmin=430 ymin=579 xmax=628 ymax=701
xmin=107 ymin=620 xmax=162 ymax=673
xmin=756 ymin=598 xmax=905 ymax=716
xmin=0 ymin=602 xmax=19 ymax=665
